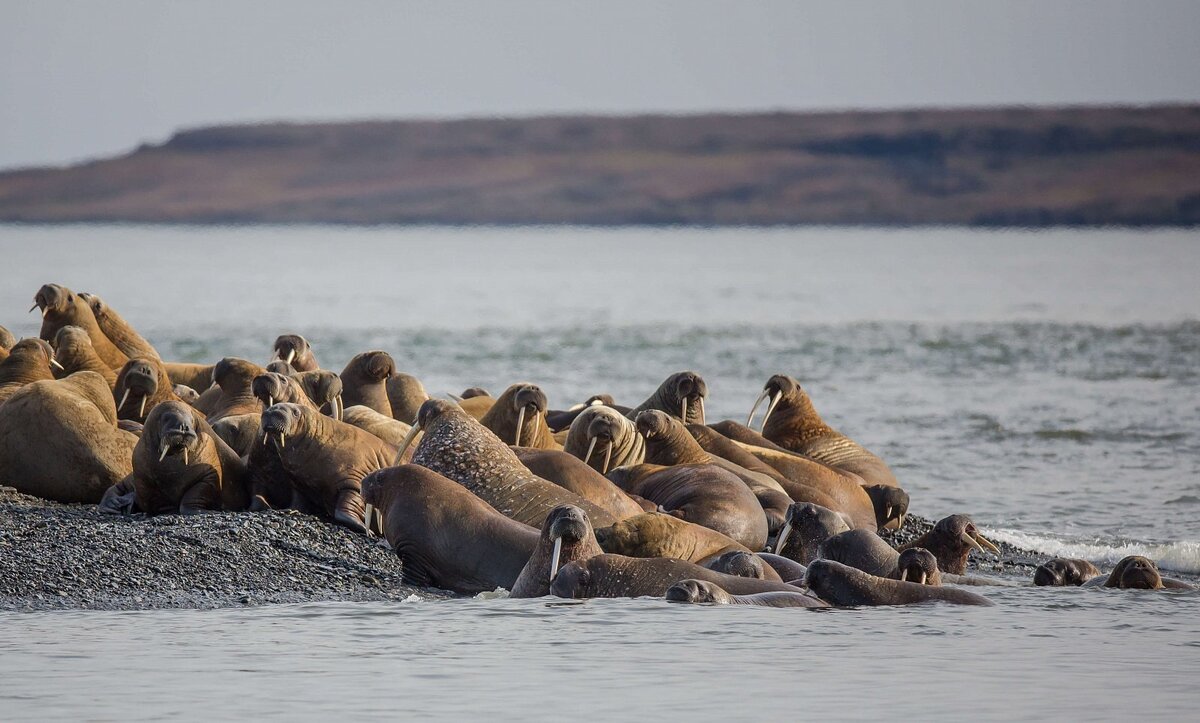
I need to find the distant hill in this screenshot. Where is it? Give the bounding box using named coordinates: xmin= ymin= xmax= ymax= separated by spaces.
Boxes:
xmin=2 ymin=105 xmax=1199 ymax=226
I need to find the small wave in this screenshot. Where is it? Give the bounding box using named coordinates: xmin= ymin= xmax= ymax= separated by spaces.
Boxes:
xmin=984 ymin=528 xmax=1200 ymax=575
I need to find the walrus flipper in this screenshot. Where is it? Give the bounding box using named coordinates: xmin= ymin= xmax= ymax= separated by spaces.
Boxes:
xmin=178 ymin=476 xmax=221 ymax=515
xmin=333 ymin=487 xmax=368 ymax=534
xmin=98 ymin=476 xmax=139 ymax=515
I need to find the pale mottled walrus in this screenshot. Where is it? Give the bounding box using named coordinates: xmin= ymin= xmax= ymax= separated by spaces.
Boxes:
xmin=626 ymin=371 xmax=708 ymax=425
xmin=77 ymin=292 xmax=160 ymax=361
xmin=339 ymin=350 xmax=395 ymax=417
xmin=480 ymin=383 xmax=559 ymax=449
xmin=511 ymin=504 xmax=605 ymax=598
xmin=563 ymin=405 xmax=645 ymax=474
xmin=805 ymin=560 xmax=993 ymax=607
xmin=665 ymin=579 xmax=827 ymax=608
xmin=31 ymin=284 xmax=127 ymax=370
xmin=549 ymin=554 xmax=802 ymax=599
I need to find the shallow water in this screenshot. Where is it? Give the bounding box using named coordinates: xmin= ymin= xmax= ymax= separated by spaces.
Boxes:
xmin=2 ymin=224 xmax=1199 ymax=719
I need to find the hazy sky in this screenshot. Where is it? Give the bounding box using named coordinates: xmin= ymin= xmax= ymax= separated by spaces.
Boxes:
xmin=2 ymin=0 xmax=1199 ymax=169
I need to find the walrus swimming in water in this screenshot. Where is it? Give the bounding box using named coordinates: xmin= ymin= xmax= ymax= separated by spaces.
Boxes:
xmin=701 ymin=550 xmax=784 ymax=582
xmin=77 ymin=292 xmax=160 ymax=361
xmin=399 ymin=399 xmax=615 ymax=529
xmin=665 ymin=579 xmax=827 ymax=608
xmin=0 ymin=338 xmax=60 ymax=405
xmin=0 ymin=325 xmax=15 ymax=352
xmin=1033 ymin=557 xmax=1102 ymax=587
xmin=271 ymin=334 xmax=319 ymax=373
xmin=1081 ymin=556 xmax=1195 ymax=590
xmin=748 ymin=374 xmax=899 ymax=488
xmin=113 ymin=357 xmax=184 ymax=424
xmin=805 ymin=560 xmax=993 ymax=607
xmin=339 ymin=350 xmax=395 ymax=417
xmin=361 ymin=464 xmax=538 ymax=593
xmin=385 ymin=373 xmax=429 ymax=424
xmin=0 ymin=371 xmax=137 ymax=503
xmin=512 ymin=447 xmax=647 ymax=520
xmin=31 ymin=284 xmax=127 ymax=370
xmin=593 ymin=511 xmax=751 ymax=566
xmin=549 ymin=553 xmax=802 ymax=599
xmin=480 ymin=383 xmax=560 ymax=449
xmin=254 ymin=403 xmax=395 ymax=532
xmin=511 ymin=505 xmax=605 ymax=598
xmin=563 ymin=405 xmax=645 ymax=474
xmin=51 ymin=326 xmax=117 ymax=388
xmin=897 ymin=514 xmax=1000 ymax=575
xmin=773 ymin=503 xmax=852 ymax=564
xmin=626 ymin=371 xmax=708 ymax=425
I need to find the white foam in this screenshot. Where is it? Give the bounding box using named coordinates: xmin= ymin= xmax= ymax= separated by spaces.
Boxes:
xmin=984 ymin=528 xmax=1200 ymax=575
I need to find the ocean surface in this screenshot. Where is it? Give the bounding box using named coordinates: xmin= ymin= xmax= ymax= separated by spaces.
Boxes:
xmin=2 ymin=224 xmax=1198 ymax=720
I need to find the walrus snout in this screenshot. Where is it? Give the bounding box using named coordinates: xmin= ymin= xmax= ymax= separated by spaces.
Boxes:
xmin=634 ymin=410 xmax=671 ymax=440
xmin=272 ymin=334 xmax=310 ymax=369
xmin=252 ymin=372 xmax=291 ymax=407
xmin=547 ymin=504 xmax=591 ymax=544
xmin=512 ymin=385 xmax=548 ymax=414
xmin=672 ymin=372 xmax=707 ymax=424
xmin=1033 ymin=559 xmax=1069 ymax=586
xmin=31 ymin=283 xmax=70 ymax=316
xmin=896 ymin=548 xmax=939 ymax=585
xmin=864 ymin=484 xmax=909 ymax=530
xmin=1116 ymin=556 xmax=1162 ymax=589
xmin=260 ymin=403 xmax=303 ymax=448
xmin=665 ymin=579 xmax=713 ymax=603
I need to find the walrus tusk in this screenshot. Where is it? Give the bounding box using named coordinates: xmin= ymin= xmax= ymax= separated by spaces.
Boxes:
xmin=50 ymin=358 xmax=65 ymax=371
xmin=138 ymin=397 xmax=146 ymax=419
xmin=285 ymin=350 xmax=295 ymax=366
xmin=182 ymin=448 xmax=188 ymax=465
xmin=363 ymin=504 xmax=375 ymax=536
xmin=697 ymin=396 xmax=705 ymax=425
xmin=681 ymin=397 xmax=688 ymax=422
xmin=549 ymin=536 xmax=563 ymax=582
xmin=268 ymin=396 xmax=274 ymax=408
xmin=41 ymin=307 xmax=50 ymax=318
xmin=159 ymin=444 xmax=169 ymax=462
xmin=975 ymin=533 xmax=1001 ymax=555
xmin=278 ymin=432 xmax=285 ymax=449
xmin=334 ymin=395 xmax=343 ymax=421
xmin=899 ymin=568 xmax=908 ymax=582
xmin=898 ymin=514 xmax=905 ymax=529
xmin=961 ymin=531 xmax=984 ymax=553
xmin=774 ymin=520 xmax=793 ymax=556
xmin=918 ymin=570 xmax=927 ymax=585
xmin=118 ymin=389 xmax=130 ymax=411
xmin=585 ymin=436 xmax=598 ymax=463
xmin=394 ymin=422 xmax=421 ymax=466
xmin=746 ymin=389 xmax=770 ymax=426
xmin=886 ymin=506 xmax=893 ymax=526
xmin=514 ymin=405 xmax=526 ymax=447
xmin=29 ymin=303 xmax=38 ymax=314
xmin=262 ymin=432 xmax=269 ymax=445
xmin=602 ymin=441 xmax=613 ymax=475
xmin=759 ymin=391 xmax=782 ymax=432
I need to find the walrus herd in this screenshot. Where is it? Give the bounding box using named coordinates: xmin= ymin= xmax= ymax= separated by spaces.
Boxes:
xmin=0 ymin=283 xmax=1193 ymax=609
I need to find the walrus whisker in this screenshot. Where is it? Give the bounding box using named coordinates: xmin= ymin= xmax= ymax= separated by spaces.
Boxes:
xmin=774 ymin=519 xmax=793 ymax=556
xmin=602 ymin=441 xmax=613 ymax=475
xmin=159 ymin=444 xmax=169 ymax=462
xmin=549 ymin=536 xmax=563 ymax=582
xmin=394 ymin=422 xmax=421 ymax=466
xmin=514 ymin=405 xmax=526 ymax=446
xmin=118 ymin=389 xmax=130 ymax=411
xmin=759 ymin=391 xmax=782 ymax=432
xmin=746 ymin=389 xmax=770 ymax=426
xmin=585 ymin=436 xmax=598 ymax=463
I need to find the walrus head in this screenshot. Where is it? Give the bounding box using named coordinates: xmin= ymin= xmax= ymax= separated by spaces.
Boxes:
xmin=460 ymin=386 xmax=491 ymax=400
xmin=543 ymin=505 xmax=594 ymax=583
xmin=1 ymin=338 xmax=59 ymax=374
xmin=864 ymin=484 xmax=909 ymax=531
xmin=661 ymin=371 xmax=707 ymax=424
xmin=294 ymin=370 xmax=344 ymax=420
xmin=773 ymin=502 xmax=851 ymax=562
xmin=29 ymin=283 xmax=74 ymax=318
xmin=345 ymin=350 xmax=395 ymax=383
xmin=548 ymin=560 xmax=592 ymax=599
xmin=577 ymin=407 xmax=633 ymax=474
xmin=1033 ymin=557 xmax=1098 ymax=587
xmin=505 ymin=383 xmax=548 ymax=446
xmin=915 ymin=515 xmax=1001 ymax=575
xmin=212 ymin=357 xmax=266 ymax=394
xmin=145 ymin=401 xmax=200 ymax=465
xmin=1106 ymin=555 xmax=1163 ymax=590
xmin=0 ymin=325 xmax=16 ymax=350
xmin=896 ymin=548 xmax=941 ymax=586
xmin=252 ymin=372 xmax=307 ymax=410
xmin=260 ymin=402 xmax=307 ymax=452
xmin=264 ymin=360 xmax=293 ymax=376
xmin=77 ymin=291 xmax=108 ymax=320
xmin=634 ymin=409 xmax=675 ymax=441
xmin=50 ymin=325 xmax=93 ymax=374
xmin=393 ymin=398 xmax=459 ymax=464
xmin=712 ymin=550 xmax=769 ymax=580
xmin=665 ymin=579 xmax=730 ymax=604
xmin=114 ymin=358 xmax=160 ymax=420
xmin=272 ymin=334 xmax=316 ymax=372
xmin=746 ymin=374 xmax=805 ymax=431
xmin=173 ymin=384 xmax=201 ymax=406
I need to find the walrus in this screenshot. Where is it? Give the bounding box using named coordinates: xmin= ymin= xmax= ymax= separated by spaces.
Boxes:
xmin=252 ymin=372 xmax=318 ymax=412
xmin=339 ymin=350 xmax=394 ymax=417
xmin=51 ymin=326 xmax=117 ymax=388
xmin=593 ymin=511 xmax=751 ymax=566
xmin=702 ymin=550 xmax=784 ymax=582
xmin=897 ymin=514 xmax=1000 ymax=575
xmin=563 ymin=405 xmax=645 ymax=474
xmin=360 ymin=464 xmax=538 ymax=593
xmin=636 ymin=410 xmax=791 ymax=533
xmin=0 ymin=325 xmax=15 ymax=351
xmin=163 ymin=362 xmax=216 ymax=393
xmin=748 ymin=374 xmax=899 ymax=487
xmin=113 ymin=357 xmax=183 ymax=424
xmin=197 ymin=357 xmax=267 ymax=422
xmin=626 ymin=371 xmax=708 ymax=425
xmin=31 ymin=284 xmax=127 ymax=370
xmin=100 ymin=400 xmax=248 ymax=515
xmin=460 ymin=386 xmax=491 ymax=399
xmin=607 ymin=463 xmax=768 ymax=551
xmin=398 ymin=399 xmax=614 ymax=528
xmin=895 ymin=548 xmax=942 ymax=586
xmin=511 ymin=504 xmax=605 ymax=598
xmin=1081 ymin=556 xmax=1196 ymax=590
xmin=665 ymin=579 xmax=827 ymax=608
xmin=864 ymin=484 xmax=909 ymax=530
xmin=253 ymin=403 xmax=395 ymax=532
xmin=271 ymin=334 xmax=319 ymax=372
xmin=771 ymin=503 xmax=851 ymax=565
xmin=77 ymin=292 xmax=160 ymax=361
xmin=0 ymin=371 xmax=137 ymax=502
xmin=805 ymin=560 xmax=993 ymax=607
xmin=480 ymin=383 xmax=559 ymax=449
xmin=549 ymin=554 xmax=803 ymax=599
xmin=173 ymin=384 xmax=201 ymax=406
xmin=342 ymin=405 xmax=414 ymax=450
xmin=512 ymin=447 xmax=647 ymax=520
xmin=293 ymin=369 xmax=343 ymax=420
xmin=757 ymin=552 xmax=808 ymax=583
xmin=457 ymin=392 xmax=495 ymax=420
xmin=385 ymin=373 xmax=429 ymax=424
xmin=0 ymin=338 xmax=60 ymax=405
xmin=210 ymin=413 xmax=262 ymax=457
xmin=823 ymin=527 xmax=1011 ymax=587
xmin=546 ymin=394 xmax=630 ymax=432
xmin=1033 ymin=557 xmax=1102 ymax=587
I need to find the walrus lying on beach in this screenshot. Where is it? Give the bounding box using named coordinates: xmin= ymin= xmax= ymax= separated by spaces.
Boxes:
xmin=0 ymin=371 xmax=137 ymax=503
xmin=339 ymin=351 xmax=395 ymax=417
xmin=480 ymin=383 xmax=559 ymax=449
xmin=385 ymin=373 xmax=428 ymax=424
xmin=196 ymin=358 xmax=267 ymax=422
xmin=31 ymin=284 xmax=127 ymax=370
xmin=805 ymin=560 xmax=993 ymax=607
xmin=665 ymin=579 xmax=827 ymax=608
xmin=271 ymin=334 xmax=319 ymax=373
xmin=546 ymin=394 xmax=629 ymax=432
xmin=512 ymin=447 xmax=647 ymax=520
xmin=114 ymin=357 xmax=186 ymax=424
xmin=593 ymin=511 xmax=751 ymax=568
xmin=0 ymin=338 xmax=60 ymax=405
xmin=626 ymin=370 xmax=708 ymax=425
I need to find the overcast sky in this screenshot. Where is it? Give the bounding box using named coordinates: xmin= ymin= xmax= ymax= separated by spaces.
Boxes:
xmin=2 ymin=0 xmax=1199 ymax=170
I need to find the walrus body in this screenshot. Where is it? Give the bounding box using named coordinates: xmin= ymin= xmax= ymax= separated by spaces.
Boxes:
xmin=511 ymin=505 xmax=604 ymax=598
xmin=0 ymin=338 xmax=57 ymax=405
xmin=339 ymin=351 xmax=395 ymax=417
xmin=0 ymin=371 xmax=137 ymax=502
xmin=563 ymin=405 xmax=645 ymax=474
xmin=32 ymin=284 xmax=127 ymax=370
xmin=113 ymin=357 xmax=183 ymax=424
xmin=199 ymin=358 xmax=267 ymax=422
xmin=898 ymin=515 xmax=1000 ymax=575
xmin=701 ymin=550 xmax=784 ymax=582
xmin=550 ymin=554 xmax=804 ymax=599
xmin=292 ymin=370 xmax=343 ymax=419
xmin=163 ymin=362 xmax=216 ymax=394
xmin=513 ymin=447 xmax=645 ymax=520
xmin=211 ymin=413 xmax=262 ymax=457
xmin=385 ymin=373 xmax=429 ymax=424
xmin=480 ymin=383 xmax=559 ymax=449
xmin=665 ymin=579 xmax=827 ymax=608
xmin=773 ymin=502 xmax=852 ymax=564
xmin=546 ymin=394 xmax=628 ymax=432
xmin=594 ymin=511 xmax=751 ymax=566
xmin=52 ymin=326 xmax=117 ymax=388
xmin=78 ymin=293 xmax=160 ymax=361
xmin=806 ymin=560 xmax=993 ymax=607
xmin=361 ymin=465 xmax=538 ymax=593
xmin=342 ymin=405 xmax=414 ymax=449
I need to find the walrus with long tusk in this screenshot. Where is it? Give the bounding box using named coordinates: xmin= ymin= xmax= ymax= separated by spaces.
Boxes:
xmin=51 ymin=326 xmax=117 ymax=388
xmin=480 ymin=383 xmax=560 ymax=449
xmin=822 ymin=527 xmax=1009 ymax=586
xmin=511 ymin=504 xmax=604 ymax=598
xmin=113 ymin=357 xmax=184 ymax=424
xmin=626 ymin=371 xmax=708 ymax=425
xmin=665 ymin=579 xmax=827 ymax=608
xmin=805 ymin=560 xmax=993 ymax=607
xmin=252 ymin=372 xmax=320 ymax=412
xmin=100 ymin=400 xmax=248 ymax=515
xmin=563 ymin=405 xmax=645 ymax=475
xmin=77 ymin=292 xmax=160 ymax=361
xmin=895 ymin=548 xmax=942 ymax=586
xmin=361 ymin=464 xmax=537 ymax=593
xmin=897 ymin=514 xmax=1001 ymax=575
xmin=0 ymin=338 xmax=61 ymax=405
xmin=396 ymin=399 xmax=615 ymax=529
xmin=30 ymin=283 xmax=128 ymax=370
xmin=271 ymin=334 xmax=319 ymax=373
xmin=293 ymin=369 xmax=343 ymax=420
xmin=747 ymin=374 xmax=899 ymax=488
xmin=338 ymin=350 xmax=395 ymax=418
xmin=773 ymin=502 xmax=852 ymax=565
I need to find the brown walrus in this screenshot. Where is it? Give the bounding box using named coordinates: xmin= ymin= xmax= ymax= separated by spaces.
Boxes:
xmin=385 ymin=373 xmax=429 ymax=424
xmin=511 ymin=504 xmax=605 ymax=598
xmin=197 ymin=358 xmax=267 ymax=422
xmin=271 ymin=334 xmax=319 ymax=372
xmin=823 ymin=527 xmax=1009 ymax=587
xmin=773 ymin=502 xmax=851 ymax=565
xmin=895 ymin=548 xmax=943 ymax=586
xmin=626 ymin=371 xmax=708 ymax=425
xmin=342 ymin=405 xmax=414 ymax=449
xmin=100 ymin=400 xmax=248 ymax=515
xmin=252 ymin=372 xmax=318 ymax=411
xmin=0 ymin=338 xmax=60 ymax=405
xmin=1081 ymin=556 xmax=1196 ymax=590
xmin=163 ymin=362 xmax=216 ymax=393
xmin=748 ymin=374 xmax=898 ymax=487
xmin=293 ymin=369 xmax=344 ymax=420
xmin=593 ymin=511 xmax=751 ymax=566
xmin=864 ymin=484 xmax=909 ymax=531
xmin=0 ymin=371 xmax=137 ymax=502
xmin=51 ymin=326 xmax=117 ymax=388
xmin=897 ymin=514 xmax=1001 ymax=575
xmin=805 ymin=560 xmax=993 ymax=607
xmin=113 ymin=357 xmax=183 ymax=424
xmin=77 ymin=292 xmax=160 ymax=361
xmin=549 ymin=554 xmax=803 ymax=599
xmin=701 ymin=550 xmax=784 ymax=582
xmin=339 ymin=350 xmax=395 ymax=417
xmin=457 ymin=392 xmax=495 ymax=420
xmin=480 ymin=383 xmax=559 ymax=449
xmin=563 ymin=405 xmax=645 ymax=475
xmin=254 ymin=403 xmax=395 ymax=532
xmin=546 ymin=394 xmax=630 ymax=432
xmin=31 ymin=284 xmax=127 ymax=370
xmin=210 ymin=413 xmax=262 ymax=457
xmin=512 ymin=447 xmax=647 ymax=520
xmin=361 ymin=464 xmax=537 ymax=593
xmin=398 ymin=399 xmax=614 ymax=529
xmin=606 ymin=464 xmax=768 ymax=551
xmin=665 ymin=579 xmax=827 ymax=608
xmin=0 ymin=325 xmax=15 ymax=351
xmin=1033 ymin=558 xmax=1103 ymax=587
